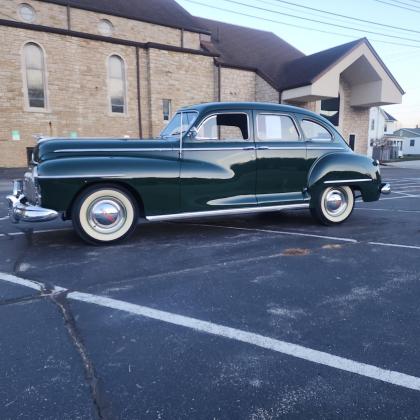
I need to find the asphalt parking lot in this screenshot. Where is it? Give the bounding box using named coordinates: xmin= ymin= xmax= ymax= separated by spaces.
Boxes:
xmin=1 ymin=167 xmax=420 ymax=419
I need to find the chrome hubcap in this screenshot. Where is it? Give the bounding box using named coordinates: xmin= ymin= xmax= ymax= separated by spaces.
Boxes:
xmin=88 ymin=198 xmax=126 ymax=233
xmin=324 ymin=189 xmax=348 ymax=217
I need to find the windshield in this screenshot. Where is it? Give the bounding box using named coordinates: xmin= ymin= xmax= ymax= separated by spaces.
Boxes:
xmin=160 ymin=111 xmax=198 ymax=138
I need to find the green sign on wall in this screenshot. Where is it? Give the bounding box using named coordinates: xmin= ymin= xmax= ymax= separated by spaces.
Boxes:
xmin=11 ymin=130 xmax=20 ymax=141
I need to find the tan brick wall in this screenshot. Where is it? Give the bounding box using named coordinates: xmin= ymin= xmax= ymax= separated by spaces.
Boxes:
xmin=0 ymin=0 xmax=68 ymax=29
xmin=220 ymin=68 xmax=256 ymax=102
xmin=339 ymin=78 xmax=369 ymax=155
xmin=0 ymin=0 xmax=203 ymax=49
xmin=147 ymin=49 xmax=216 ymax=136
xmin=70 ymin=9 xmax=183 ymax=47
xmin=255 ymin=75 xmax=278 ymax=103
xmin=0 ymin=27 xmax=139 ymax=167
xmin=183 ymin=31 xmax=201 ymax=50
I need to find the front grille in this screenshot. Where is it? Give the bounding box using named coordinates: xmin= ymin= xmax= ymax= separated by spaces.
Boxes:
xmin=23 ymin=171 xmax=40 ymax=205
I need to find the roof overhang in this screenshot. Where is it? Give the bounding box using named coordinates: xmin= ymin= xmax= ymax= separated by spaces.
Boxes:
xmin=281 ymin=41 xmax=403 ymax=107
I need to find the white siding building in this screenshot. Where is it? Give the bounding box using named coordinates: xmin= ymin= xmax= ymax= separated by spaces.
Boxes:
xmin=368 ymin=107 xmax=398 ymax=156
xmin=393 ymin=128 xmax=420 ymax=155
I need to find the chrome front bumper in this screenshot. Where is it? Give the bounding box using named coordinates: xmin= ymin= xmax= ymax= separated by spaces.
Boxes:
xmin=381 ymin=183 xmax=391 ymax=195
xmin=6 ymin=180 xmax=58 ymax=223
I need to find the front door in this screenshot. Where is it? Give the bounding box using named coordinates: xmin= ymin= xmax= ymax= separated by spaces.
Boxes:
xmin=180 ymin=111 xmax=257 ymax=213
xmin=254 ymin=111 xmax=307 ymax=204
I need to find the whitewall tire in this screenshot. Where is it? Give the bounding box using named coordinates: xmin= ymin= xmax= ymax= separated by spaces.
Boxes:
xmin=311 ymin=186 xmax=354 ymax=225
xmin=72 ymin=185 xmax=138 ymax=244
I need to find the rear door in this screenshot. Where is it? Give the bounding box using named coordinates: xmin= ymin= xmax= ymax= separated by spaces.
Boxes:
xmin=254 ymin=111 xmax=307 ymax=204
xmin=180 ymin=111 xmax=257 ymax=213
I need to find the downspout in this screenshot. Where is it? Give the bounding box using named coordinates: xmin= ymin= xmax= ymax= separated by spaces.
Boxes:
xmin=217 ymin=63 xmax=221 ymax=102
xmin=66 ymin=1 xmax=71 ymax=30
xmin=135 ymin=47 xmax=143 ymax=138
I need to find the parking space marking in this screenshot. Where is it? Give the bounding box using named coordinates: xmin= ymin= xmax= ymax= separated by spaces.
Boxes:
xmin=185 ymin=223 xmax=420 ymax=252
xmin=182 ymin=223 xmax=358 ymax=243
xmin=0 ymin=228 xmax=72 ymax=239
xmin=0 ymin=216 xmax=8 ymax=221
xmin=367 ymin=242 xmax=420 ymax=251
xmin=1 ymin=271 xmax=420 ymax=392
xmin=356 ymin=208 xmax=420 ymax=214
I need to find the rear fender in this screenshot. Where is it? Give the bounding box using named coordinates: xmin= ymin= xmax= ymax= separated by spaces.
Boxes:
xmin=307 ymin=152 xmax=381 ymax=203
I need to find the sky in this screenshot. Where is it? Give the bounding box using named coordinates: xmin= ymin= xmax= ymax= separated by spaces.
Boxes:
xmin=177 ymin=0 xmax=420 ymax=128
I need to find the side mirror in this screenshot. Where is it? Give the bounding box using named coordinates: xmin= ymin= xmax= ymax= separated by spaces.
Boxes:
xmin=188 ymin=127 xmax=198 ymax=139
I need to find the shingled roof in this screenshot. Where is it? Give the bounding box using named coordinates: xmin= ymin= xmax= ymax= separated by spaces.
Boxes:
xmin=196 ymin=17 xmax=304 ymax=88
xmin=42 ymin=0 xmax=208 ymax=33
xmin=279 ymin=39 xmax=363 ymax=90
xmin=383 ymin=110 xmax=397 ymax=121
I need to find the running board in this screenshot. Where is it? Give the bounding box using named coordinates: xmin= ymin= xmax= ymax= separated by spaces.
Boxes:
xmin=146 ymin=203 xmax=309 ymax=222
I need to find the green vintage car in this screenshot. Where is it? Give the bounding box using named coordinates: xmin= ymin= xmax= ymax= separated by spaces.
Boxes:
xmin=7 ymin=102 xmax=390 ymax=244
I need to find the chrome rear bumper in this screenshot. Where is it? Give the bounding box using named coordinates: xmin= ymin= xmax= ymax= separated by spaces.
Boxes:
xmin=6 ymin=180 xmax=58 ymax=223
xmin=381 ymin=183 xmax=391 ymax=195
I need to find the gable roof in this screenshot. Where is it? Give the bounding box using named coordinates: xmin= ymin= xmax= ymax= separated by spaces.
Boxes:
xmin=279 ymin=39 xmax=362 ymax=90
xmin=383 ymin=110 xmax=397 ymax=121
xmin=396 ymin=128 xmax=420 ymax=136
xmin=41 ymin=0 xmax=208 ymax=33
xmin=196 ymin=17 xmax=304 ymax=88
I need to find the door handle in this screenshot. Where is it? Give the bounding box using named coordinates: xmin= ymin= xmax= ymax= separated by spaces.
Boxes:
xmin=243 ymin=146 xmax=255 ymax=150
xmin=257 ymin=146 xmax=270 ymax=150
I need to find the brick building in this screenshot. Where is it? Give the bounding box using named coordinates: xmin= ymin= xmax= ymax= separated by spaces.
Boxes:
xmin=0 ymin=0 xmax=404 ymax=167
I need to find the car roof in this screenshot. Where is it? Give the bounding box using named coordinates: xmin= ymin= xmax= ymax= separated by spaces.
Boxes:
xmin=180 ymin=102 xmax=333 ymax=126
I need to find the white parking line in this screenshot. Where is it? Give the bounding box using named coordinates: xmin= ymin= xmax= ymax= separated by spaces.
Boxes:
xmin=1 ymin=271 xmax=420 ymax=392
xmin=0 ymin=216 xmax=9 ymax=221
xmin=183 ymin=223 xmax=358 ymax=243
xmin=186 ymin=223 xmax=420 ymax=252
xmin=368 ymin=242 xmax=420 ymax=251
xmin=356 ymin=208 xmax=420 ymax=214
xmin=0 ymin=228 xmax=72 ymax=238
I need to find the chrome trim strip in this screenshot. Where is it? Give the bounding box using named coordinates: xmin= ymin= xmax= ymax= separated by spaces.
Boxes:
xmin=183 ymin=147 xmax=254 ymax=151
xmin=256 ymin=146 xmax=306 ymax=151
xmin=54 ymin=148 xmax=174 ymax=153
xmin=37 ymin=174 xmax=126 ymax=179
xmin=307 ymin=147 xmax=345 ymax=150
xmin=324 ymin=179 xmax=372 ymax=184
xmin=146 ymin=203 xmax=309 ymax=221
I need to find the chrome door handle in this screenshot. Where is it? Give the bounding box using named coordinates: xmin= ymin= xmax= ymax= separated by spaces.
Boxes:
xmin=257 ymin=146 xmax=270 ymax=150
xmin=243 ymin=146 xmax=255 ymax=150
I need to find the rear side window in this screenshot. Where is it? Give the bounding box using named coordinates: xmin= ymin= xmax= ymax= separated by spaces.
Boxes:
xmin=257 ymin=114 xmax=299 ymax=141
xmin=301 ymin=119 xmax=332 ymax=141
xmin=196 ymin=113 xmax=249 ymax=140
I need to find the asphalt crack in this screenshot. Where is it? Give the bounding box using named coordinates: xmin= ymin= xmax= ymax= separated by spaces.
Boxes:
xmin=0 ymin=293 xmax=46 ymax=306
xmin=51 ymin=291 xmax=111 ymax=420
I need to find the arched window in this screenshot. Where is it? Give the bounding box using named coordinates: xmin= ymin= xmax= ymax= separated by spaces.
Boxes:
xmin=108 ymin=55 xmax=126 ymax=114
xmin=23 ymin=42 xmax=47 ymax=109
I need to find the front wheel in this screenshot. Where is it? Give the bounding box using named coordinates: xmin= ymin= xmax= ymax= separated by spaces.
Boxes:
xmin=72 ymin=185 xmax=138 ymax=245
xmin=310 ymin=186 xmax=354 ymax=225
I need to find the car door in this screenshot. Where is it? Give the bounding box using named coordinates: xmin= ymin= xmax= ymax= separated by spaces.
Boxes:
xmin=180 ymin=110 xmax=257 ymax=213
xmin=254 ymin=111 xmax=308 ymax=204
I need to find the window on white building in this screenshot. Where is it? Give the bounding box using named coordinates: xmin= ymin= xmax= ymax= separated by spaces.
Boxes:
xmin=23 ymin=42 xmax=47 ymax=109
xmin=410 ymin=139 xmax=415 ymax=147
xmin=108 ymin=55 xmax=126 ymax=114
xmin=371 ymin=119 xmax=375 ymax=130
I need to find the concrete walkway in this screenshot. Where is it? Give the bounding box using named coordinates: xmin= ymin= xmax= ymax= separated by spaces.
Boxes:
xmin=385 ymin=160 xmax=420 ymax=169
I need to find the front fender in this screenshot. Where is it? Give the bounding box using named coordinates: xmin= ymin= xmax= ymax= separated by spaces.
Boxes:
xmin=307 ymin=152 xmax=381 ymax=202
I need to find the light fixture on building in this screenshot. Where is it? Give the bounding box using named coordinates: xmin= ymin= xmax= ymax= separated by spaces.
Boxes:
xmin=18 ymin=3 xmax=36 ymax=23
xmin=98 ymin=19 xmax=114 ymax=36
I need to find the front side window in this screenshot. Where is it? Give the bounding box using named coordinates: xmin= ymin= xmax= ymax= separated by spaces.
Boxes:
xmin=108 ymin=55 xmax=126 ymax=114
xmin=301 ymin=119 xmax=332 ymax=142
xmin=257 ymin=114 xmax=299 ymax=141
xmin=196 ymin=113 xmax=249 ymax=140
xmin=160 ymin=111 xmax=198 ymax=138
xmin=23 ymin=42 xmax=47 ymax=109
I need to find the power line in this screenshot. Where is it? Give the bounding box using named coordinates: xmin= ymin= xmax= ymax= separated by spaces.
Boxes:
xmin=219 ymin=0 xmax=420 ymax=43
xmin=257 ymin=0 xmax=420 ymax=35
xmin=373 ymin=0 xmax=420 ymax=13
xmin=385 ymin=0 xmax=420 ymax=9
xmin=183 ymin=0 xmax=420 ymax=49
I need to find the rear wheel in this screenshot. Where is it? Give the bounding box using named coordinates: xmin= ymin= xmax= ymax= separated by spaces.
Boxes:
xmin=72 ymin=185 xmax=138 ymax=245
xmin=310 ymin=186 xmax=354 ymax=225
